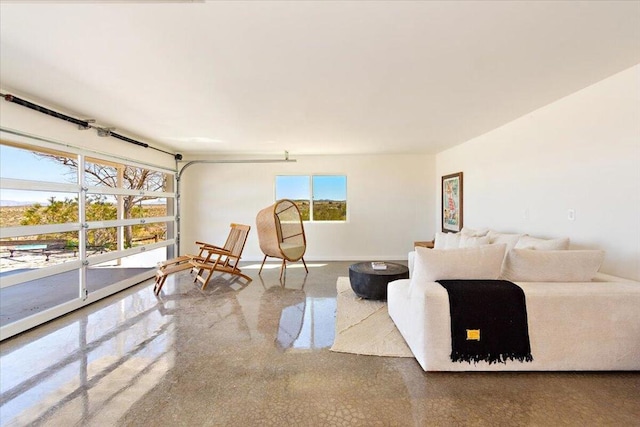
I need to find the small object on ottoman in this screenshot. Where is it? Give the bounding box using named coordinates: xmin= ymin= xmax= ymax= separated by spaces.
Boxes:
xmin=349 ymin=262 xmax=409 ymax=300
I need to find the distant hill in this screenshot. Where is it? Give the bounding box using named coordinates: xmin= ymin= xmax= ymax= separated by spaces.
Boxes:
xmin=0 ymin=200 xmax=43 ymax=207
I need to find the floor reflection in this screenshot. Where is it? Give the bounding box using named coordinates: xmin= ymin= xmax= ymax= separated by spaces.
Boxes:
xmin=276 ymin=299 xmax=305 ymax=349
xmin=0 ymin=286 xmax=175 ymax=427
xmin=0 ymin=267 xmax=154 ymax=326
xmin=256 ymin=272 xmax=335 ymax=351
xmin=0 ymin=263 xmax=338 ymax=426
xmin=291 ymin=296 xmax=335 ymax=350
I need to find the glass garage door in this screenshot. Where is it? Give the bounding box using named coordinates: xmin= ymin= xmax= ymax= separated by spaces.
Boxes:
xmin=0 ymin=130 xmax=177 ymax=340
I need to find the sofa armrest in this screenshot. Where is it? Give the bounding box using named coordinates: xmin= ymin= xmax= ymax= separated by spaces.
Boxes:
xmin=408 ymin=251 xmax=415 ymax=278
xmin=388 ymin=278 xmax=451 ymax=371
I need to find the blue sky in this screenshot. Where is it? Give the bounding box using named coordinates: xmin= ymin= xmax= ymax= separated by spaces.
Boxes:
xmin=1 ymin=145 xmax=76 ymax=203
xmin=312 ymin=175 xmax=347 ymax=201
xmin=1 ymin=145 xmax=74 ymax=183
xmin=276 ymin=175 xmax=346 ymax=201
xmin=276 ymin=175 xmax=309 ymax=200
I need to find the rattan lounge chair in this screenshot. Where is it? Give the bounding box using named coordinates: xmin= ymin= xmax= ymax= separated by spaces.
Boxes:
xmin=190 ymin=223 xmax=252 ymax=290
xmin=256 ymin=199 xmax=308 ymax=279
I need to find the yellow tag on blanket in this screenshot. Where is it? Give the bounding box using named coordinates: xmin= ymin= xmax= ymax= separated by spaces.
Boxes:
xmin=466 ymin=329 xmax=481 ymax=341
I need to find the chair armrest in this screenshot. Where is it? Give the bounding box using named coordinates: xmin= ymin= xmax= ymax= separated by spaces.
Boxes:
xmin=203 ymin=247 xmax=232 ymax=256
xmin=202 ymin=244 xmax=226 ymax=251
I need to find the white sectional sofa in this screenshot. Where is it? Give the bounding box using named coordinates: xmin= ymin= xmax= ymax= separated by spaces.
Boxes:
xmin=388 ymin=229 xmax=640 ymax=371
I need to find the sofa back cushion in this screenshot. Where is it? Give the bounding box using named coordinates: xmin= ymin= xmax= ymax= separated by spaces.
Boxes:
xmin=434 ymin=231 xmax=460 ymax=249
xmin=501 ymin=249 xmax=605 ymax=282
xmin=487 ymin=231 xmax=524 ymax=253
xmin=514 ymin=235 xmax=570 ymax=250
xmin=459 ymin=235 xmax=490 ymax=248
xmin=434 ymin=231 xmax=490 ymax=249
xmin=411 ymin=244 xmax=506 ymax=287
xmin=460 ymin=227 xmax=490 ymax=237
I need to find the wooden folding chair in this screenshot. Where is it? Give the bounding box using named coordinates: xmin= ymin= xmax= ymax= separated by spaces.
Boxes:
xmin=154 ymin=241 xmax=217 ymax=295
xmin=154 ymin=225 xmax=246 ymax=295
xmin=190 ymin=223 xmax=252 ymax=290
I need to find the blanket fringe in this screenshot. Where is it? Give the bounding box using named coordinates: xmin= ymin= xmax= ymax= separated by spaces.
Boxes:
xmin=451 ymin=351 xmax=534 ymax=365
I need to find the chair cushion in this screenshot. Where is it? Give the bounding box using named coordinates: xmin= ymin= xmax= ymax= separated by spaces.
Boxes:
xmin=280 ymin=242 xmax=305 ymax=261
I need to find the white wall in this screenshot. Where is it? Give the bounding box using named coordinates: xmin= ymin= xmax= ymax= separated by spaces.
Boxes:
xmin=0 ymin=89 xmax=176 ymax=170
xmin=179 ymin=154 xmax=435 ymax=262
xmin=436 ymin=65 xmax=640 ymax=280
xmin=0 ymin=89 xmax=436 ymax=263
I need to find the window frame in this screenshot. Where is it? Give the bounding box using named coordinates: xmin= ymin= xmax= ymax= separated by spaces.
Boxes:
xmin=274 ymin=174 xmax=348 ymax=222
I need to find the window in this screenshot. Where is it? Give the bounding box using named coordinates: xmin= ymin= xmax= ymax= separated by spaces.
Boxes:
xmin=312 ymin=175 xmax=347 ymax=221
xmin=275 ymin=175 xmax=347 ymax=221
xmin=275 ymin=176 xmax=310 ymax=220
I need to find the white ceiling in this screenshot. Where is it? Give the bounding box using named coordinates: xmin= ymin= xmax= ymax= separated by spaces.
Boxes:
xmin=1 ymin=1 xmax=639 ymax=156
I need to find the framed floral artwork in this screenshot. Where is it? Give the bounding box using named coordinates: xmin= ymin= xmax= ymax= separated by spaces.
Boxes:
xmin=442 ymin=172 xmax=463 ymax=233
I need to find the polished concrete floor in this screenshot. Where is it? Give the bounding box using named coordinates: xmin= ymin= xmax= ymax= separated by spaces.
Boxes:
xmin=1 ymin=261 xmax=638 ymax=426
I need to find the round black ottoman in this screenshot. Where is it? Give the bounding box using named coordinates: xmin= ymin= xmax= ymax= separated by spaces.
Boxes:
xmin=348 ymin=262 xmax=410 ymax=300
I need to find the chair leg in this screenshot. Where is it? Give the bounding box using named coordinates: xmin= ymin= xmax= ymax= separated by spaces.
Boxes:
xmin=193 ymin=267 xmax=213 ymax=290
xmin=197 ymin=258 xmax=225 ymax=290
xmin=193 ymin=265 xmax=206 ymax=283
xmin=154 ymin=273 xmax=167 ymax=295
xmin=154 ymin=269 xmax=164 ymax=295
xmin=259 ymin=255 xmax=268 ymax=275
xmin=301 ymin=257 xmax=308 ymax=274
xmin=200 ymin=271 xmax=213 ymax=290
xmin=279 ymin=259 xmax=287 ymax=280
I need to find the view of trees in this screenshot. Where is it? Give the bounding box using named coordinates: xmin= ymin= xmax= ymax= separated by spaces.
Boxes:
xmin=313 ymin=200 xmax=347 ymax=221
xmin=31 ymin=153 xmax=168 ymax=248
xmin=291 ymin=200 xmax=347 ymax=221
xmin=15 ymin=195 xmax=166 ymax=250
xmin=21 ymin=196 xmax=108 ymax=250
xmin=1 ymin=151 xmax=169 ymax=251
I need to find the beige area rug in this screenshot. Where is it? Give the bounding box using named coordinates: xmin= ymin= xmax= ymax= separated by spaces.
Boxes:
xmin=330 ymin=277 xmax=413 ymax=357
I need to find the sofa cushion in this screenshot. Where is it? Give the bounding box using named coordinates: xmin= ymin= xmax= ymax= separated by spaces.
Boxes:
xmin=434 ymin=231 xmax=489 ymax=249
xmin=501 ymin=249 xmax=605 ymax=282
xmin=514 ymin=235 xmax=570 ymax=250
xmin=460 ymin=227 xmax=490 ymax=237
xmin=459 ymin=235 xmax=490 ymax=248
xmin=487 ymin=231 xmax=524 ymax=252
xmin=411 ymin=244 xmax=506 ymax=287
xmin=434 ymin=231 xmax=460 ymax=249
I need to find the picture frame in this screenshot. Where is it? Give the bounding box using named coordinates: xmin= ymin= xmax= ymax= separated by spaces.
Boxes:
xmin=441 ymin=172 xmax=463 ymax=233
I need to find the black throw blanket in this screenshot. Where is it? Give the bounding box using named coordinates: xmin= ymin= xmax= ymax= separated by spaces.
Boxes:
xmin=437 ymin=280 xmax=533 ymax=364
